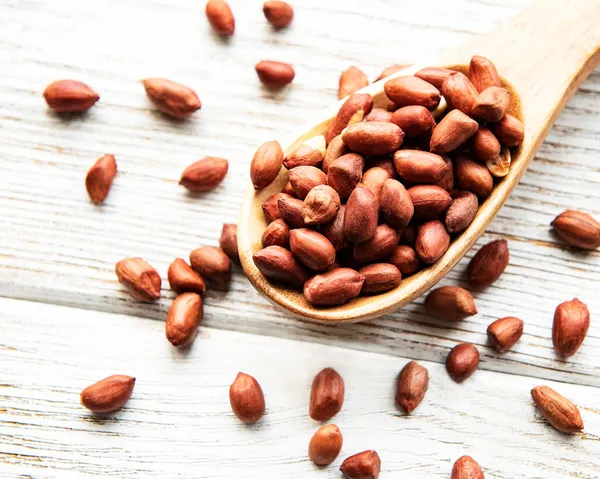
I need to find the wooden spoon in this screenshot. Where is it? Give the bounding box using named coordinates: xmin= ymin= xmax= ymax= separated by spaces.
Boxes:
xmin=238 ymin=0 xmax=600 ymax=323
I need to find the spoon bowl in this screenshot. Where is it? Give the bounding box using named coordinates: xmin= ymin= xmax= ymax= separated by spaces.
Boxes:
xmin=238 ymin=0 xmax=600 ymax=323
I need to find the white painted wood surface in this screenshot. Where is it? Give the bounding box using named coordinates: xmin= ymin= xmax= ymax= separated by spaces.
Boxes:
xmin=1 ymin=0 xmax=600 ymax=476
xmin=1 ymin=0 xmax=599 ymax=388
xmin=1 ymin=298 xmax=600 ymax=478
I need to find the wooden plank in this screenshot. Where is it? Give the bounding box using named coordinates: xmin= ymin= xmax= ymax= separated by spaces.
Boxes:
xmin=0 ymin=0 xmax=599 ymax=386
xmin=1 ymin=297 xmax=599 ymax=478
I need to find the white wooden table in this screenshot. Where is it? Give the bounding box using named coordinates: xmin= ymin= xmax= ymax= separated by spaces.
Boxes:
xmin=1 ymin=0 xmax=599 ymax=477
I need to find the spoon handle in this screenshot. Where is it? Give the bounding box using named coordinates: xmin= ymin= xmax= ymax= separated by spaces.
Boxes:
xmin=441 ymin=0 xmax=600 ymax=152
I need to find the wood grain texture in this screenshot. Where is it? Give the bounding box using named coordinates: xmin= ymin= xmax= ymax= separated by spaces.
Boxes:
xmin=1 ymin=297 xmax=600 ymax=478
xmin=0 ymin=0 xmax=599 ymax=398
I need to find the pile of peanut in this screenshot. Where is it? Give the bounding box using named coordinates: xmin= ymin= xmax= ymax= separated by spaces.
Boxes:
xmin=251 ymin=56 xmax=525 ymax=306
